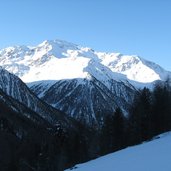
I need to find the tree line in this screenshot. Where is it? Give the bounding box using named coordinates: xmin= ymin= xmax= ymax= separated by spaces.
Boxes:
xmin=100 ymin=79 xmax=171 ymax=155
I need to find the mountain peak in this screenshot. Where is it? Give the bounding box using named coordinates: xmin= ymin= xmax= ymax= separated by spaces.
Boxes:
xmin=38 ymin=39 xmax=78 ymax=50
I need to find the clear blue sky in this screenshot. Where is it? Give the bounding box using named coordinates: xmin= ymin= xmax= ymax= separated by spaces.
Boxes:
xmin=1 ymin=0 xmax=171 ymax=70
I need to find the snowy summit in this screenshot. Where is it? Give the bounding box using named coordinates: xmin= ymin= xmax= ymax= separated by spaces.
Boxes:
xmin=0 ymin=39 xmax=170 ymax=87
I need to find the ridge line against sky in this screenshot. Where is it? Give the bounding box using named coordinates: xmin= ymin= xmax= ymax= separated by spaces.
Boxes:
xmin=0 ymin=0 xmax=171 ymax=71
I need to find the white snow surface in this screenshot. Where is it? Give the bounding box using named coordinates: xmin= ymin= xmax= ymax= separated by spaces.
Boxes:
xmin=0 ymin=39 xmax=170 ymax=87
xmin=65 ymin=132 xmax=171 ymax=171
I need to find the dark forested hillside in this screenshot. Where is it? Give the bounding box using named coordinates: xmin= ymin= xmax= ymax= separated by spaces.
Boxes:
xmin=128 ymin=80 xmax=171 ymax=145
xmin=99 ymin=80 xmax=171 ymax=156
xmin=0 ymin=89 xmax=94 ymax=171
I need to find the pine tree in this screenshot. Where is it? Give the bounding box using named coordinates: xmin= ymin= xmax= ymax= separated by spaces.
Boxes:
xmin=100 ymin=108 xmax=125 ymax=154
xmin=128 ymin=87 xmax=153 ymax=144
xmin=112 ymin=107 xmax=125 ymax=150
xmin=152 ymin=80 xmax=171 ymax=134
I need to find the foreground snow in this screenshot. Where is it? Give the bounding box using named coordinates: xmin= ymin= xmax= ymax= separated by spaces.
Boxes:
xmin=66 ymin=132 xmax=171 ymax=171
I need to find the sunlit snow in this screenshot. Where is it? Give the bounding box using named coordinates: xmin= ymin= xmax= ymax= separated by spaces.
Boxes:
xmin=0 ymin=39 xmax=170 ymax=86
xmin=65 ymin=132 xmax=171 ymax=171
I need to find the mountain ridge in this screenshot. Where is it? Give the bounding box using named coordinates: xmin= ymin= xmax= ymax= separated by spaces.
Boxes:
xmin=0 ymin=39 xmax=170 ymax=86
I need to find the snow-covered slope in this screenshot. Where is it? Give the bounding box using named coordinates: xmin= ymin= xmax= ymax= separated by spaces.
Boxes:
xmin=0 ymin=39 xmax=170 ymax=126
xmin=65 ymin=132 xmax=171 ymax=171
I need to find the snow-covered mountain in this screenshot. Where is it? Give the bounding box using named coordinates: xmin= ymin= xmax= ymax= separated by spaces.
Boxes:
xmin=0 ymin=39 xmax=170 ymax=126
xmin=0 ymin=39 xmax=170 ymax=84
xmin=65 ymin=132 xmax=171 ymax=171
